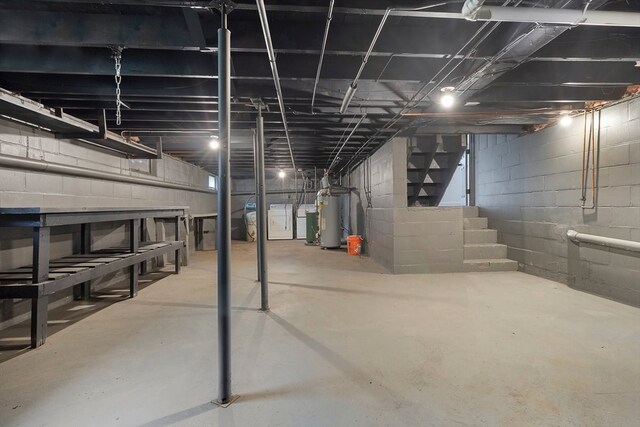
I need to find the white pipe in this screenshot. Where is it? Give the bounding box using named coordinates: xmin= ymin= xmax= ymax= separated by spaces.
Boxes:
xmin=328 ymin=114 xmax=366 ymax=171
xmin=339 ymin=83 xmax=358 ymax=114
xmin=256 ymin=0 xmax=296 ymax=171
xmin=311 ymin=0 xmax=335 ymax=113
xmin=470 ymin=6 xmax=640 ymax=27
xmin=567 ymin=230 xmax=640 ymax=253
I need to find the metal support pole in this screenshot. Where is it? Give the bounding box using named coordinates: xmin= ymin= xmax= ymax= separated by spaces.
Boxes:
xmin=253 ymin=129 xmax=261 ymax=282
xmin=256 ymin=108 xmax=269 ymax=311
xmin=129 ymin=219 xmax=139 ymax=298
xmin=468 ymin=134 xmax=476 ymax=207
xmin=216 ymin=5 xmax=232 ymax=405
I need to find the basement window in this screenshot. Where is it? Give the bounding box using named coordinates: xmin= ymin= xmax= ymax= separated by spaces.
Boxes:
xmin=130 ymin=159 xmax=151 ymax=174
xmin=208 ymin=175 xmax=217 ymax=190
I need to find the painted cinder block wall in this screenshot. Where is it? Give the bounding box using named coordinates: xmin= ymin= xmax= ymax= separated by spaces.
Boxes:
xmin=348 ymin=137 xmax=406 ymax=271
xmin=348 ymin=136 xmax=465 ymax=273
xmin=476 ymin=96 xmax=640 ymax=307
xmin=0 ymin=118 xmax=216 ymax=328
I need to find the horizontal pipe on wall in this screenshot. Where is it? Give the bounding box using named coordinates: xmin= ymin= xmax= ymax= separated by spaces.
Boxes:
xmin=567 ymin=230 xmax=640 ymax=253
xmin=0 ymin=154 xmax=214 ymax=194
xmin=231 ymin=189 xmax=299 ymax=196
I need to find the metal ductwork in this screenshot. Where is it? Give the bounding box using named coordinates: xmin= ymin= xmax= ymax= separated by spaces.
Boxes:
xmin=462 ymin=0 xmax=640 ymax=27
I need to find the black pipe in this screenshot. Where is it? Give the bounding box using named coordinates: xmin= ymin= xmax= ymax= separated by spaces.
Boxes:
xmin=256 ymin=108 xmax=269 ymax=311
xmin=216 ymin=6 xmax=232 ymax=405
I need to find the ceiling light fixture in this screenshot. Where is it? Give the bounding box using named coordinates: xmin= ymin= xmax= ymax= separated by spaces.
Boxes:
xmin=439 ymin=87 xmax=456 ymax=109
xmin=440 ymin=94 xmax=455 ymax=108
xmin=278 ymin=169 xmax=286 ymax=179
xmin=209 ymin=136 xmax=219 ymax=150
xmin=559 ymin=115 xmax=573 ymax=127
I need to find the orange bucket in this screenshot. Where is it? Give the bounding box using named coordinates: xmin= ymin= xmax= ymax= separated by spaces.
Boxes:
xmin=347 ymin=235 xmax=362 ymax=256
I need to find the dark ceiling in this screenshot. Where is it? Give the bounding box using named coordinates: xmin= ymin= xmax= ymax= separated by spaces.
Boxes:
xmin=0 ymin=0 xmax=638 ymax=176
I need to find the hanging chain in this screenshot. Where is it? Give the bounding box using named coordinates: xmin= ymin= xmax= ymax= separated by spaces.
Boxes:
xmin=111 ymin=46 xmax=124 ymax=125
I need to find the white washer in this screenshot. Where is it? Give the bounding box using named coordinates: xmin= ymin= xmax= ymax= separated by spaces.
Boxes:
xmin=267 ymin=204 xmax=293 ymax=240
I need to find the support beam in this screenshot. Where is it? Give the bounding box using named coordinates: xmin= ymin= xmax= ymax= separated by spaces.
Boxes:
xmin=0 ymin=10 xmax=195 ymax=49
xmin=216 ymin=6 xmax=232 ymax=405
xmin=74 ymin=223 xmax=92 ymax=300
xmin=32 ymin=227 xmax=50 ymax=284
xmin=253 ymin=129 xmax=261 ymax=282
xmin=256 ymin=108 xmax=269 ymax=311
xmin=182 ymin=8 xmax=207 ymax=49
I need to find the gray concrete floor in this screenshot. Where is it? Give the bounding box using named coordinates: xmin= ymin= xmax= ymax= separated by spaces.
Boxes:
xmin=0 ymin=241 xmax=639 ymax=427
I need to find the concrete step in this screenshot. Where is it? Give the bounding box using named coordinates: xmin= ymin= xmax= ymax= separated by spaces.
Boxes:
xmin=464 ymin=243 xmax=507 ymax=259
xmin=464 ymin=229 xmax=497 ymax=244
xmin=463 ymin=206 xmax=479 ymax=218
xmin=463 ymin=217 xmax=488 ymax=230
xmin=463 ymin=258 xmax=518 ymax=272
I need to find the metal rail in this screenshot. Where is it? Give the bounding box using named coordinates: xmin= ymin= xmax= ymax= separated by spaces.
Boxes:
xmin=567 ymin=230 xmax=640 ymax=253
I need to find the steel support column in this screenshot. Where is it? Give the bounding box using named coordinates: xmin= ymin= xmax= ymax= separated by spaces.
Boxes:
xmin=216 ymin=5 xmax=232 ymax=405
xmin=253 ymin=129 xmax=261 ymax=282
xmin=256 ymin=108 xmax=269 ymax=311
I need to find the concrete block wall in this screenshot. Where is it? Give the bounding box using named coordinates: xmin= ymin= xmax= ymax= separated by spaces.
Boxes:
xmin=0 ymin=118 xmax=216 ymax=328
xmin=475 ymin=96 xmax=640 ymax=306
xmin=348 ymin=136 xmax=466 ymax=273
xmin=348 ymin=137 xmax=406 ymax=270
xmin=393 ymin=207 xmax=464 ymax=273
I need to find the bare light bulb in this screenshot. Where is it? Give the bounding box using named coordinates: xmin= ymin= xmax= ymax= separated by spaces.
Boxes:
xmin=440 ymin=93 xmax=455 ymax=108
xmin=559 ymin=115 xmax=573 ymax=127
xmin=209 ymin=137 xmax=219 ymax=150
xmin=278 ymin=170 xmax=286 ymax=179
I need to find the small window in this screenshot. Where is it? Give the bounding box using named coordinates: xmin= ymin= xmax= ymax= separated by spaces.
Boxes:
xmin=130 ymin=159 xmax=151 ymax=174
xmin=208 ymin=175 xmax=217 ymax=190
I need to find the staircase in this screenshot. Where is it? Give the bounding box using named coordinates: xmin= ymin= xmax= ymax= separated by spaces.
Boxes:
xmin=462 ymin=207 xmax=518 ymax=272
xmin=407 ymin=134 xmax=466 ymax=207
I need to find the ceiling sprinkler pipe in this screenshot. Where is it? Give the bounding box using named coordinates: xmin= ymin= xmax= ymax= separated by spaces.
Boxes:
xmin=311 ymin=0 xmax=335 ymax=113
xmin=340 ymin=7 xmax=391 ymax=114
xmin=339 ymin=84 xmax=358 ymax=114
xmin=256 ymin=0 xmax=297 ymax=171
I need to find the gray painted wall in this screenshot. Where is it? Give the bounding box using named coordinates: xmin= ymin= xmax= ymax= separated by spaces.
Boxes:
xmin=0 ymin=118 xmax=216 ymax=328
xmin=476 ymin=97 xmax=640 ymax=307
xmin=348 ymin=137 xmax=406 ymax=271
xmin=348 ymin=136 xmax=465 ymax=273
